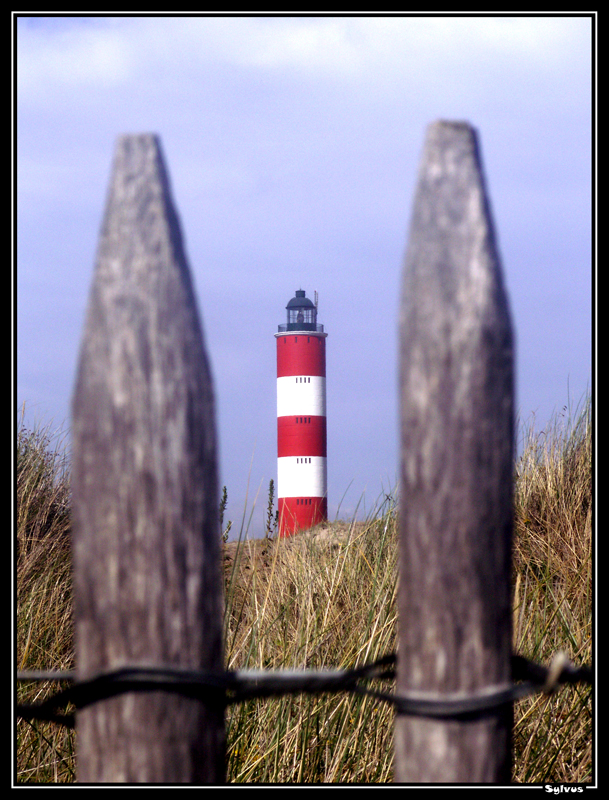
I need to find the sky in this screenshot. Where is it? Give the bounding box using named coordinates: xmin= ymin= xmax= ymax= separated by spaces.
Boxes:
xmin=15 ymin=14 xmax=594 ymax=539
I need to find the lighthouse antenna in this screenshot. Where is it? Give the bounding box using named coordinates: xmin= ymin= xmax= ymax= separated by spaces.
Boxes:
xmin=314 ymin=291 xmax=319 ymax=310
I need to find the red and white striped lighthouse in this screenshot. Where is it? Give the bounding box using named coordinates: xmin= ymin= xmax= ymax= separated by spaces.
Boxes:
xmin=275 ymin=289 xmax=328 ymax=537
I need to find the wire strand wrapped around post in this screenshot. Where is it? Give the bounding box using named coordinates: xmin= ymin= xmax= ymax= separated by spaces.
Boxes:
xmin=16 ymin=651 xmax=592 ymax=730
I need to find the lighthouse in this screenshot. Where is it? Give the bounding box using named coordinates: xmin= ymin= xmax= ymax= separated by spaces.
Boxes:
xmin=275 ymin=289 xmax=328 ymax=537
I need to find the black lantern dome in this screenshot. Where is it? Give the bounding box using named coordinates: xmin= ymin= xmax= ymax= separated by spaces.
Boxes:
xmin=279 ymin=289 xmax=323 ymax=333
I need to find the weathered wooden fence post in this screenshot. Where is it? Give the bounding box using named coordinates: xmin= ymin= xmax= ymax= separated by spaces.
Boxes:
xmin=71 ymin=134 xmax=224 ymax=783
xmin=395 ymin=121 xmax=514 ymax=782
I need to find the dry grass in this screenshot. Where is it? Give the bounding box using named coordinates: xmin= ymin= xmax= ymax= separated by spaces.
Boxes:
xmin=511 ymin=396 xmax=592 ymax=783
xmin=15 ymin=413 xmax=75 ymax=783
xmin=15 ymin=395 xmax=592 ymax=784
xmin=223 ymin=515 xmax=397 ymax=782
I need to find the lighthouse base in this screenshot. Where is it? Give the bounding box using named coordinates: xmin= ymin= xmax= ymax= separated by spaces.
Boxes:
xmin=278 ymin=497 xmax=327 ymax=538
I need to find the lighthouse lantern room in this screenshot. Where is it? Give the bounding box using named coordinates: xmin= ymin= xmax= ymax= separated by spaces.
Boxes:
xmin=275 ymin=290 xmax=328 ymax=536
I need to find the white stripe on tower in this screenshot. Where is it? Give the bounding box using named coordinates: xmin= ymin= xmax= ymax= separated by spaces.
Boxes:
xmin=275 ymin=289 xmax=328 ymax=537
xmin=276 ymin=376 xmax=326 ymax=417
xmin=277 ymin=456 xmax=327 ymax=498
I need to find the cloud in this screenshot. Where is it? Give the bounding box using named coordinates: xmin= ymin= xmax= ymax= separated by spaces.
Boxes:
xmin=18 ymin=15 xmax=588 ymax=101
xmin=17 ymin=18 xmax=136 ymax=101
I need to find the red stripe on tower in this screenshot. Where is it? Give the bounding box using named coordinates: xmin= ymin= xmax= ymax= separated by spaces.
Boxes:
xmin=275 ymin=289 xmax=328 ymax=537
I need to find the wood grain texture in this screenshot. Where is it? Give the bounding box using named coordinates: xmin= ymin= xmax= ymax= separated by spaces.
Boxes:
xmin=395 ymin=121 xmax=514 ymax=783
xmin=71 ymin=135 xmax=224 ymax=783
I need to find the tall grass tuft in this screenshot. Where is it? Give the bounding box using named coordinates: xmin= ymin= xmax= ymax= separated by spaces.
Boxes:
xmin=16 ymin=410 xmax=75 ymax=783
xmin=15 ymin=396 xmax=592 ymax=783
xmin=511 ymin=395 xmax=592 ymax=783
xmin=223 ymin=502 xmax=398 ymax=783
